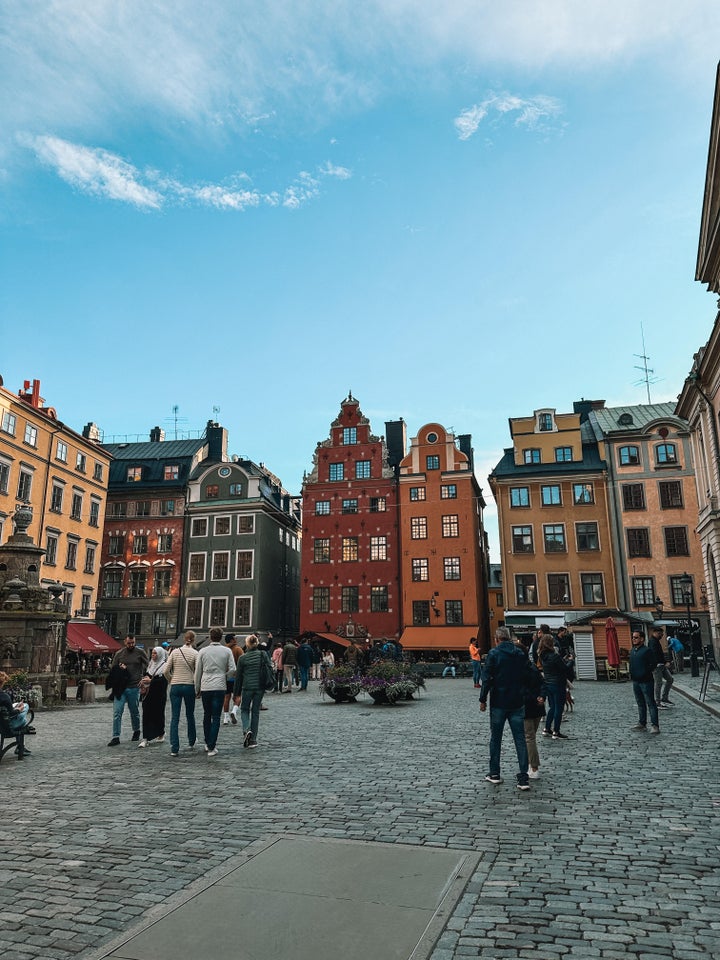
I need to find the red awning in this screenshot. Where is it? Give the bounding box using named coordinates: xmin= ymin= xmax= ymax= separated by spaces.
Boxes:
xmin=312 ymin=632 xmax=352 ymax=648
xmin=66 ymin=623 xmax=123 ymax=655
xmin=400 ymin=626 xmax=478 ymax=652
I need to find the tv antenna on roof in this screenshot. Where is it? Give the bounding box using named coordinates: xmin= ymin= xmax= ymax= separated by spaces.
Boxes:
xmin=633 ymin=323 xmax=661 ymax=404
xmin=164 ymin=404 xmax=188 ymax=440
xmin=212 ymin=405 xmax=220 ymax=420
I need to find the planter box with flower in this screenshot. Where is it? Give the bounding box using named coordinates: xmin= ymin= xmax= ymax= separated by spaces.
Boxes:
xmin=360 ymin=661 xmax=424 ymax=704
xmin=320 ymin=665 xmax=362 ymax=703
xmin=4 ymin=671 xmax=40 ymax=707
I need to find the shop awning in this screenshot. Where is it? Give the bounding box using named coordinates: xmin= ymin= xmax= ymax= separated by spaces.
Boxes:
xmin=400 ymin=627 xmax=478 ymax=652
xmin=312 ymin=632 xmax=352 ymax=648
xmin=66 ymin=623 xmax=123 ymax=655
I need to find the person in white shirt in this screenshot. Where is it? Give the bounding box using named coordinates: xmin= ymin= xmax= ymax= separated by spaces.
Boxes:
xmin=194 ymin=627 xmax=235 ymax=757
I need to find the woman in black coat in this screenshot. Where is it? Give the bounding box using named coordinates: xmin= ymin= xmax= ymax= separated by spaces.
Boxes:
xmin=538 ymin=634 xmax=569 ymax=740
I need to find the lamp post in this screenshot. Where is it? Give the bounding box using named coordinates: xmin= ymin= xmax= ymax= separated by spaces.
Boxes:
xmin=679 ymin=572 xmax=699 ymax=678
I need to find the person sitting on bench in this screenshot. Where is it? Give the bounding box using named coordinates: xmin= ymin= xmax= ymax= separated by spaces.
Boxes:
xmin=0 ymin=671 xmax=34 ymax=757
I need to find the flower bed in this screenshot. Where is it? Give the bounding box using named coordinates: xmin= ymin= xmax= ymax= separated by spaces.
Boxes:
xmin=319 ymin=665 xmax=362 ymax=702
xmin=360 ymin=661 xmax=424 ymax=704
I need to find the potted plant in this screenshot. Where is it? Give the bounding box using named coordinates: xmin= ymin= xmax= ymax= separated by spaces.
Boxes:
xmin=360 ymin=661 xmax=424 ymax=704
xmin=5 ymin=671 xmax=39 ymax=707
xmin=320 ymin=665 xmax=362 ymax=703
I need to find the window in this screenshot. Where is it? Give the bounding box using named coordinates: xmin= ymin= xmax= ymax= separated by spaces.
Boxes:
xmin=355 ymin=460 xmax=371 ymax=479
xmin=370 ymin=536 xmax=387 ymax=560
xmin=541 ymin=485 xmax=561 ymax=506
xmin=84 ymin=544 xmax=96 ymax=575
xmin=543 ymin=524 xmax=566 ymax=552
xmin=76 ymin=452 xmax=86 ymax=472
xmin=236 ymin=550 xmax=253 ymax=578
xmin=128 ymin=612 xmax=142 ymax=636
xmin=135 ymin=500 xmax=150 ymax=517
xmin=371 ymin=585 xmax=388 ymax=612
xmin=555 ymin=447 xmax=573 ymax=463
xmin=108 ymin=535 xmax=123 ymax=555
xmin=632 ymin=576 xmax=655 ymax=606
xmin=71 ymin=492 xmax=83 ymax=521
xmin=104 ymin=612 xmax=118 ymax=636
xmin=50 ymin=485 xmax=64 ymax=513
xmin=538 ymin=412 xmax=554 ymax=432
xmin=510 ymin=487 xmax=530 ymax=508
xmin=512 ymin=526 xmax=534 ymax=553
xmin=186 ymin=600 xmax=203 ymax=628
xmin=342 ymin=499 xmax=358 ymax=514
xmin=315 ymin=500 xmax=331 ymax=515
xmin=410 ymin=487 xmax=426 ymax=501
xmin=656 ymin=443 xmax=678 ymax=465
xmin=209 ymin=598 xmax=227 ymax=626
xmin=24 ymin=423 xmax=38 ymax=446
xmin=342 ymin=537 xmax=359 ymax=562
xmin=206 ymin=484 xmax=219 ymax=499
xmin=659 ymin=480 xmax=683 ymax=509
xmin=581 ymin=573 xmax=605 ymax=605
xmin=160 ymin=499 xmax=175 ymax=516
xmin=313 ymin=587 xmax=330 ymax=613
xmin=129 ymin=569 xmax=146 ymax=597
xmin=238 ymin=515 xmax=254 ymax=534
xmin=152 ymin=612 xmax=169 ymax=635
xmin=523 ymin=449 xmax=541 ymax=464
xmin=93 ymin=463 xmax=103 ymax=481
xmin=103 ymin=569 xmax=122 ymax=598
xmin=515 ymin=575 xmax=537 ymax=605
xmin=17 ymin=470 xmax=32 ymax=501
xmin=370 ymin=497 xmax=386 ymax=512
xmin=214 ymin=516 xmax=230 ymax=536
xmin=132 ymin=535 xmax=147 ymax=554
xmin=341 ymin=586 xmax=359 ymax=612
xmin=0 ymin=460 xmax=9 ymax=494
xmin=188 ymin=554 xmax=206 ymax=580
xmin=164 ymin=465 xmax=179 ymax=480
xmin=314 ymin=539 xmax=330 ymax=563
xmin=445 ymin=600 xmax=463 ymax=624
xmin=329 ymin=463 xmax=344 ymax=481
xmin=412 ymin=558 xmax=429 ymax=582
xmin=1 ymin=411 xmax=16 ymax=434
xmin=212 ymin=552 xmax=230 ymax=579
xmin=619 ymin=446 xmax=640 ymax=466
xmin=342 ymin=427 xmax=357 ymax=444
xmin=664 ymin=527 xmax=689 ymax=557
xmin=548 ymin=574 xmax=570 ymax=605
xmin=153 ymin=569 xmax=172 ymax=597
xmin=413 ymin=600 xmax=430 ymax=625
xmin=45 ymin=534 xmax=58 ymax=565
xmin=670 ymin=576 xmax=694 ymax=606
xmin=229 ymin=483 xmax=243 ymax=496
xmin=573 ymin=483 xmax=594 ymax=505
xmin=622 ymin=484 xmax=645 ymax=510
xmin=109 ymin=502 xmax=126 ymax=518
xmin=444 ymin=557 xmax=461 ymax=580
xmin=89 ymin=498 xmax=101 ymax=527
xmin=234 ymin=597 xmax=251 ymax=626
xmin=56 ymin=441 xmax=68 ymax=462
xmin=627 ymin=528 xmax=651 ymax=558
xmin=441 ymin=484 xmax=457 ymax=499
xmin=426 ymin=455 xmax=440 ymax=471
xmin=442 ymin=515 xmax=459 ymax=537
xmin=191 ymin=518 xmax=208 ymax=537
xmin=158 ymin=533 xmax=173 ymax=553
xmin=411 ymin=517 xmax=428 ymax=539
xmin=127 ymin=466 xmax=142 ymax=482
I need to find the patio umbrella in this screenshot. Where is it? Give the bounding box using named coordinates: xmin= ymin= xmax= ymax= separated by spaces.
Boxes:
xmin=605 ymin=617 xmax=621 ymax=668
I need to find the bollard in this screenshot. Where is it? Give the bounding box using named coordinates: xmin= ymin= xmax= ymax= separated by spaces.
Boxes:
xmin=31 ymin=685 xmax=43 ymax=710
xmin=81 ymin=681 xmax=96 ymax=704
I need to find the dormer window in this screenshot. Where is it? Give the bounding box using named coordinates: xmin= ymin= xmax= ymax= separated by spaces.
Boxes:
xmin=536 ymin=410 xmax=556 ymax=432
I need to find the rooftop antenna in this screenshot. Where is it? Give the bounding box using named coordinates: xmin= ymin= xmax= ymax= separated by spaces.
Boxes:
xmin=633 ymin=323 xmax=661 ymax=404
xmin=212 ymin=405 xmax=220 ymax=421
xmin=164 ymin=404 xmax=188 ymax=440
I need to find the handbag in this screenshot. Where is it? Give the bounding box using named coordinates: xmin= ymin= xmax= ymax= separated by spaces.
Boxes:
xmin=260 ymin=653 xmax=275 ymax=692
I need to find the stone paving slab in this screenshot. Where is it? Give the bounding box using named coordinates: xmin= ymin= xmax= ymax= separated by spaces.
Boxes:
xmin=1 ymin=678 xmax=719 ymax=960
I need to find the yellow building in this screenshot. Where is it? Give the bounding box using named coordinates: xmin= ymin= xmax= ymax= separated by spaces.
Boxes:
xmin=0 ymin=376 xmax=111 ymax=617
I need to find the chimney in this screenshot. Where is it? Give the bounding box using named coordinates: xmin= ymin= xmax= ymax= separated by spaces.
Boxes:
xmin=458 ymin=434 xmax=474 ymax=470
xmin=149 ymin=426 xmax=165 ymax=442
xmin=385 ymin=419 xmax=407 ymax=474
xmin=82 ymin=422 xmax=102 ymax=443
xmin=206 ymin=421 xmax=228 ymax=462
xmin=573 ymin=399 xmax=606 ymax=422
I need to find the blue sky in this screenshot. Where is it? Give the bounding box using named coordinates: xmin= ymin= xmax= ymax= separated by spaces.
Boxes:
xmin=2 ymin=2 xmax=720 ymax=557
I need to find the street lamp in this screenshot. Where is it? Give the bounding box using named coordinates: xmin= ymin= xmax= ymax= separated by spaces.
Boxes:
xmin=678 ymin=572 xmax=699 ymax=678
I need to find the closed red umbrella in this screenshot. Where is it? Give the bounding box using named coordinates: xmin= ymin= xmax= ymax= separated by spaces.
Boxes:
xmin=605 ymin=617 xmax=621 ymax=668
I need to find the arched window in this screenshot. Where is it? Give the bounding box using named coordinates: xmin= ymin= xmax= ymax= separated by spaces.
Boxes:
xmin=656 ymin=443 xmax=678 ymax=465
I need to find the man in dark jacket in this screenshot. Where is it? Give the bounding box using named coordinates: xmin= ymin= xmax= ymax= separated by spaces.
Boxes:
xmin=479 ymin=627 xmax=533 ymax=790
xmin=629 ymin=630 xmax=659 ymax=733
xmin=107 ymin=635 xmax=148 ymax=746
xmin=648 ymin=626 xmax=674 ymax=708
xmin=296 ymin=638 xmax=314 ymax=691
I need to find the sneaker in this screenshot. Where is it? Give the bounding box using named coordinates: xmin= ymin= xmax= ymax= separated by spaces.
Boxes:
xmin=541 ymin=730 xmax=551 ymax=737
xmin=485 ymin=774 xmax=503 ymax=784
xmin=528 ymin=768 xmax=540 ymax=780
xmin=203 ymin=744 xmax=209 ymax=752
xmin=222 ymin=716 xmax=230 ymax=725
xmin=189 ymin=742 xmax=196 ymax=750
xmin=107 ymin=737 xmax=120 ymax=747
xmin=230 ymin=712 xmax=238 ymax=725
xmin=138 ymin=739 xmax=148 ymax=748
xmin=207 ymin=748 xmax=218 ymax=757
xmin=552 ymin=732 xmax=568 ymax=740
xmin=661 ymin=699 xmax=674 ymax=706
xmin=631 ymin=724 xmax=647 ymax=731
xmin=517 ymin=781 xmax=530 ymax=791
xmin=243 ymin=730 xmax=253 ymax=748
xmin=131 ymin=730 xmax=141 ymax=742
xmin=658 ymin=702 xmax=668 ymax=709
xmin=260 ymin=705 xmax=268 ymax=711
xmin=156 ymin=735 xmax=165 ymax=743
xmin=248 ymin=738 xmax=258 ymax=749
xmin=649 ymin=725 xmax=660 ymax=734
xmin=170 ymin=752 xmax=178 ymax=757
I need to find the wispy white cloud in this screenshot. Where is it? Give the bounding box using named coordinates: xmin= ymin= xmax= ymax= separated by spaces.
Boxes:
xmin=454 ymin=93 xmax=564 ymax=140
xmin=22 ymin=134 xmax=349 ymax=211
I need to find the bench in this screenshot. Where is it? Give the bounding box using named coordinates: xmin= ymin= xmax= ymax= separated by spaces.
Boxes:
xmin=0 ymin=706 xmax=35 ymax=762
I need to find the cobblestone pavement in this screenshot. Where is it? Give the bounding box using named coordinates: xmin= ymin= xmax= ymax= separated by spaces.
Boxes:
xmin=2 ymin=678 xmax=719 ymax=960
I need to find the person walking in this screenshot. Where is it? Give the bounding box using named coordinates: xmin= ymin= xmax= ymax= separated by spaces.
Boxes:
xmin=281 ymin=638 xmax=297 ymax=693
xmin=538 ymin=634 xmax=571 ymax=740
xmin=164 ymin=630 xmax=198 ymax=756
xmin=469 ymin=637 xmax=482 ymax=688
xmin=107 ymin=635 xmax=148 ymax=747
xmin=629 ymin=630 xmax=660 ymax=734
xmin=516 ymin=637 xmax=545 ymax=779
xmin=479 ymin=626 xmax=533 ymax=791
xmin=296 ymin=636 xmax=314 ymax=691
xmin=222 ymin=634 xmax=243 ymax=724
xmin=668 ymin=632 xmax=685 ymax=673
xmin=648 ymin=626 xmax=675 ymax=707
xmin=195 ymin=627 xmax=236 ymax=757
xmin=271 ymin=641 xmax=284 ymax=692
xmin=138 ymin=646 xmax=168 ymax=747
xmin=232 ymin=634 xmax=272 ymax=748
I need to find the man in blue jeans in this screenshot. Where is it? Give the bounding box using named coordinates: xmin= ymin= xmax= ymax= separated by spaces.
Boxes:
xmin=479 ymin=626 xmax=534 ymax=791
xmin=107 ymin=635 xmax=148 ymax=747
xmin=629 ymin=630 xmax=660 ymax=733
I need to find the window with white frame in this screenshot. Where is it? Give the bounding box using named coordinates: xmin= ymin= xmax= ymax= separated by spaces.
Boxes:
xmin=56 ymin=440 xmax=68 ymax=462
